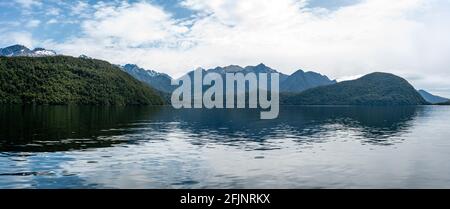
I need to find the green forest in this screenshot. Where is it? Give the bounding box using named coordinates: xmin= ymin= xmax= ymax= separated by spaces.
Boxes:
xmin=281 ymin=72 xmax=428 ymax=105
xmin=0 ymin=56 xmax=163 ymax=105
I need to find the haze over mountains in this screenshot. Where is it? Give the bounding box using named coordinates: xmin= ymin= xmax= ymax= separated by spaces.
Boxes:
xmin=0 ymin=44 xmax=447 ymax=106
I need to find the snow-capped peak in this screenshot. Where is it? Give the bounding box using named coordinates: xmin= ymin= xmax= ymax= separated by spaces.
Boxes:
xmin=31 ymin=48 xmax=57 ymax=57
xmin=122 ymin=64 xmax=171 ymax=79
xmin=79 ymin=54 xmax=93 ymax=59
xmin=0 ymin=44 xmax=57 ymax=57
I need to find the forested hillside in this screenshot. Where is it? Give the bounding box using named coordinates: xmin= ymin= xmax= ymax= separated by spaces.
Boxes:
xmin=0 ymin=56 xmax=163 ymax=105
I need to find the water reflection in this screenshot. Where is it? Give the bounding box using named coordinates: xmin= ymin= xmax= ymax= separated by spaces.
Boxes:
xmin=2 ymin=105 xmax=450 ymax=189
xmin=0 ymin=105 xmax=422 ymax=152
xmin=0 ymin=105 xmax=163 ymax=152
xmin=0 ymin=152 xmax=100 ymax=189
xmin=168 ymin=106 xmax=421 ymax=146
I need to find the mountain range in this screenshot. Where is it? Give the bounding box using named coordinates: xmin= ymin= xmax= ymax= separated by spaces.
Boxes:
xmin=115 ymin=63 xmax=432 ymax=106
xmin=0 ymin=44 xmax=446 ymax=106
xmin=121 ymin=62 xmax=336 ymax=94
xmin=0 ymin=45 xmax=56 ymax=57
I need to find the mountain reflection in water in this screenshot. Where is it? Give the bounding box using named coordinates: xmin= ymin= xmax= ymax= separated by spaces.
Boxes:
xmin=0 ymin=105 xmax=420 ymax=152
xmin=2 ymin=105 xmax=450 ymax=189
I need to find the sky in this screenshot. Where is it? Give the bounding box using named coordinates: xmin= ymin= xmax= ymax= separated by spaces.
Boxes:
xmin=1 ymin=0 xmax=450 ymax=97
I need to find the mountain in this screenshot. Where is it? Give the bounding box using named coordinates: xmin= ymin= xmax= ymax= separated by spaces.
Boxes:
xmin=0 ymin=56 xmax=163 ymax=105
xmin=176 ymin=63 xmax=287 ymax=93
xmin=121 ymin=63 xmax=335 ymax=94
xmin=79 ymin=54 xmax=93 ymax=59
xmin=280 ymin=70 xmax=336 ymax=92
xmin=0 ymin=45 xmax=31 ymax=56
xmin=0 ymin=45 xmax=56 ymax=57
xmin=121 ymin=64 xmax=174 ymax=93
xmin=187 ymin=64 xmax=336 ymax=93
xmin=32 ymin=48 xmax=57 ymax=56
xmin=418 ymin=90 xmax=449 ymax=104
xmin=282 ymin=72 xmax=428 ymax=105
xmin=206 ymin=63 xmax=289 ymax=82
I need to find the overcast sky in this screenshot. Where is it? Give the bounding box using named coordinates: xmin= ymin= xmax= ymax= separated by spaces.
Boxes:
xmin=1 ymin=0 xmax=449 ymax=97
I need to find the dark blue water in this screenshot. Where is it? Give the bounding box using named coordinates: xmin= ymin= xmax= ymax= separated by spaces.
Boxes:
xmin=1 ymin=105 xmax=450 ymax=188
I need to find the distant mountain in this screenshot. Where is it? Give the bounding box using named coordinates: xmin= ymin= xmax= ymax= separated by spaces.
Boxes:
xmin=0 ymin=45 xmax=31 ymax=56
xmin=0 ymin=44 xmax=56 ymax=57
xmin=0 ymin=56 xmax=163 ymax=105
xmin=121 ymin=63 xmax=335 ymax=95
xmin=206 ymin=63 xmax=289 ymax=81
xmin=418 ymin=90 xmax=449 ymax=104
xmin=181 ymin=63 xmax=335 ymax=92
xmin=280 ymin=70 xmax=336 ymax=92
xmin=282 ymin=72 xmax=428 ymax=105
xmin=32 ymin=48 xmax=57 ymax=56
xmin=180 ymin=64 xmax=288 ymax=93
xmin=199 ymin=64 xmax=337 ymax=92
xmin=121 ymin=64 xmax=174 ymax=93
xmin=79 ymin=54 xmax=93 ymax=59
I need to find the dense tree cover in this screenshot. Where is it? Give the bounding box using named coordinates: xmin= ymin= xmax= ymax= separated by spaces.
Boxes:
xmin=281 ymin=72 xmax=428 ymax=105
xmin=0 ymin=56 xmax=164 ymax=105
xmin=437 ymin=101 xmax=450 ymax=105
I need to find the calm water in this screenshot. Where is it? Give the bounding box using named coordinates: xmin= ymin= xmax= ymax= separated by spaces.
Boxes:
xmin=1 ymin=105 xmax=450 ymax=189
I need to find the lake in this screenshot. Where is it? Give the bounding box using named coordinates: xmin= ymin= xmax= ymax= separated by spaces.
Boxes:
xmin=1 ymin=105 xmax=450 ymax=189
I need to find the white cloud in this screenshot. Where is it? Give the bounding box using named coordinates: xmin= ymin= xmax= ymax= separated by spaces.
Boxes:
xmin=15 ymin=0 xmax=41 ymax=9
xmin=51 ymin=0 xmax=450 ymax=96
xmin=0 ymin=31 xmax=35 ymax=48
xmin=80 ymin=2 xmax=189 ymax=47
xmin=26 ymin=19 xmax=41 ymax=28
xmin=71 ymin=1 xmax=87 ymax=13
xmin=47 ymin=7 xmax=61 ymax=16
xmin=70 ymin=1 xmax=92 ymax=18
xmin=46 ymin=18 xmax=58 ymax=24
